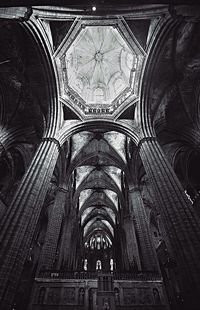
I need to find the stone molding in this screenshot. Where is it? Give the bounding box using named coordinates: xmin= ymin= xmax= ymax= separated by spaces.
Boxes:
xmin=137 ymin=136 xmax=157 ymax=149
xmin=42 ymin=137 xmax=61 ymax=153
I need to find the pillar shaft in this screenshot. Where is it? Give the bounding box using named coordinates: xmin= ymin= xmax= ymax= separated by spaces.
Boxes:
xmin=0 ymin=139 xmax=60 ymax=309
xmin=123 ymin=215 xmax=141 ymax=270
xmin=129 ymin=188 xmax=160 ymax=272
xmin=0 ymin=127 xmax=35 ymax=218
xmin=0 ymin=199 xmax=6 ymax=219
xmin=57 ymin=214 xmax=75 ymax=269
xmin=69 ymin=222 xmax=80 ymax=270
xmin=143 ymin=178 xmax=174 ymax=257
xmin=38 ymin=189 xmax=67 ymax=271
xmin=139 ymin=137 xmax=200 ymax=301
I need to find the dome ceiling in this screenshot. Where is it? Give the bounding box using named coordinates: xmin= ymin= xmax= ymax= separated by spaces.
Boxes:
xmin=66 ymin=26 xmax=135 ymax=104
xmin=56 ymin=19 xmax=145 ymax=119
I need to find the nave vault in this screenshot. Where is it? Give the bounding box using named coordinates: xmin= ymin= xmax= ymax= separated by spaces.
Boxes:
xmin=0 ymin=3 xmax=200 ymax=310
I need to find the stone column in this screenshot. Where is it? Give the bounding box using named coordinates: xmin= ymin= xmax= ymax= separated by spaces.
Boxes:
xmin=70 ymin=221 xmax=80 ymax=270
xmin=0 ymin=137 xmax=60 ymax=310
xmin=142 ymin=177 xmax=175 ymax=258
xmin=139 ymin=137 xmax=200 ymax=304
xmin=123 ymin=215 xmax=141 ymax=270
xmin=129 ymin=186 xmax=160 ymax=272
xmin=37 ymin=187 xmax=67 ymax=272
xmin=0 ymin=199 xmax=6 ymax=219
xmin=0 ymin=126 xmax=35 ymax=218
xmin=57 ymin=212 xmax=76 ymax=270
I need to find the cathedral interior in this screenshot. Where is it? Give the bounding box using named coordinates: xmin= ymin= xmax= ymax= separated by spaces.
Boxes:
xmin=1 ymin=2 xmax=200 ymax=310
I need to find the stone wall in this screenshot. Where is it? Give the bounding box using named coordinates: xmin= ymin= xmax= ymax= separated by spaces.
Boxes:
xmin=29 ymin=276 xmax=168 ymax=310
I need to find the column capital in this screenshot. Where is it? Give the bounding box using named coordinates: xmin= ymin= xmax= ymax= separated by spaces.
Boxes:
xmin=58 ymin=186 xmax=69 ymax=194
xmin=129 ymin=185 xmax=141 ymax=193
xmin=42 ymin=137 xmax=61 ymax=153
xmin=137 ymin=136 xmax=157 ymax=149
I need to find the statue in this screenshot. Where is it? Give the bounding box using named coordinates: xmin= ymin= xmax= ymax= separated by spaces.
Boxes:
xmin=103 ymin=298 xmax=110 ymax=309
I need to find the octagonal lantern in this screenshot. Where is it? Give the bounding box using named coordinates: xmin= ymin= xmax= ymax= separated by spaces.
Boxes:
xmin=56 ymin=20 xmax=145 ymax=119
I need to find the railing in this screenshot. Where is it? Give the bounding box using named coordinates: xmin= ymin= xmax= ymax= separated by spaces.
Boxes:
xmin=113 ymin=272 xmax=161 ymax=281
xmin=38 ymin=270 xmax=98 ymax=279
xmin=38 ymin=270 xmax=161 ymax=281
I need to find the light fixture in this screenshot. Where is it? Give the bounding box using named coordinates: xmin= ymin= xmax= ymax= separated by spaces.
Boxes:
xmin=92 ymin=6 xmax=96 ymax=12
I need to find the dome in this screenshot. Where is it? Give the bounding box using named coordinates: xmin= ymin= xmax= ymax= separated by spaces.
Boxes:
xmin=65 ymin=26 xmax=136 ymax=104
xmin=57 ymin=21 xmax=144 ymax=118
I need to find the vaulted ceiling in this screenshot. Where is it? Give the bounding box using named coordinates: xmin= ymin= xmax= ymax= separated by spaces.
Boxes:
xmin=48 ymin=15 xmax=150 ymax=253
xmin=55 ymin=18 xmax=145 ymax=119
xmin=1 ymin=4 xmax=200 ymax=264
xmin=69 ymin=130 xmax=128 ymax=250
xmin=46 ymin=7 xmax=200 ymax=256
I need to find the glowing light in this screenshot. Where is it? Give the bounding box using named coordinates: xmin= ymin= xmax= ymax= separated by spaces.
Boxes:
xmin=92 ymin=6 xmax=96 ymax=11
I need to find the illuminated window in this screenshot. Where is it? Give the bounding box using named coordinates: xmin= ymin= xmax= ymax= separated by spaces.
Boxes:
xmin=94 ymin=88 xmax=104 ymax=103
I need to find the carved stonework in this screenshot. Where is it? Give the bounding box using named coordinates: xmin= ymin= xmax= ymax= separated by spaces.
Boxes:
xmin=123 ymin=287 xmax=153 ymax=305
xmin=62 ymin=287 xmax=75 ymax=304
xmin=123 ymin=288 xmax=136 ymax=305
xmin=46 ymin=287 xmax=61 ymax=305
xmin=55 ymin=18 xmax=144 ymax=119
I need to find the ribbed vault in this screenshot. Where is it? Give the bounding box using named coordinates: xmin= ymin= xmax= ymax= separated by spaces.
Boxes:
xmin=65 ymin=129 xmax=129 ymax=268
xmin=1 ymin=6 xmax=200 ymax=310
